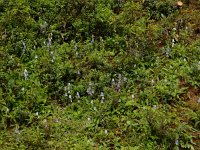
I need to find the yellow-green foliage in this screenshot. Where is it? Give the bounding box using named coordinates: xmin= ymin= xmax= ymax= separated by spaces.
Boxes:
xmin=0 ymin=0 xmax=200 ymax=149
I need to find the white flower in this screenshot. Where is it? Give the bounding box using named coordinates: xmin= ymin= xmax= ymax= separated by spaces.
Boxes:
xmin=153 ymin=105 xmax=157 ymax=109
xmin=76 ymin=51 xmax=79 ymax=57
xmin=198 ymin=98 xmax=200 ymax=103
xmin=100 ymin=92 xmax=104 ymax=97
xmin=74 ymin=44 xmax=77 ymax=50
xmin=118 ymin=74 xmax=121 ymax=80
xmin=175 ymin=140 xmax=179 ymax=145
xmin=91 ymin=100 xmax=94 ymax=104
xmin=123 ymin=77 xmax=127 ymax=82
xmin=47 ymin=38 xmax=52 ymax=47
xmin=77 ymin=70 xmax=81 ymax=75
xmin=172 ymin=39 xmax=175 ymax=47
xmin=105 ymin=130 xmax=108 ymax=134
xmin=77 ymin=92 xmax=80 ymax=99
xmin=22 ymin=41 xmax=26 ymax=50
xmin=24 ymin=69 xmax=28 ymax=80
xmin=111 ymin=78 xmax=115 ymax=84
xmin=91 ymin=35 xmax=94 ymax=44
xmin=151 ymin=79 xmax=155 ymax=85
xmin=15 ymin=128 xmax=20 ymax=134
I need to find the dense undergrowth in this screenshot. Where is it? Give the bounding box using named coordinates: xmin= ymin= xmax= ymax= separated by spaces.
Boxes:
xmin=0 ymin=0 xmax=200 ymax=149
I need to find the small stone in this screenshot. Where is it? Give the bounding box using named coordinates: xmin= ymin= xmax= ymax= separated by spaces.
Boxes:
xmin=176 ymin=1 xmax=183 ymax=7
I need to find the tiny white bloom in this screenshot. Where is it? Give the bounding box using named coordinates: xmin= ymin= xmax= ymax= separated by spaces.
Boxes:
xmin=77 ymin=92 xmax=80 ymax=99
xmin=24 ymin=69 xmax=28 ymax=80
xmin=77 ymin=70 xmax=81 ymax=75
xmin=15 ymin=128 xmax=20 ymax=134
xmin=198 ymin=98 xmax=200 ymax=103
xmin=105 ymin=130 xmax=108 ymax=134
xmin=111 ymin=78 xmax=115 ymax=84
xmin=151 ymin=79 xmax=155 ymax=85
xmin=91 ymin=100 xmax=94 ymax=104
xmin=76 ymin=51 xmax=79 ymax=56
xmin=123 ymin=77 xmax=127 ymax=82
xmin=22 ymin=41 xmax=26 ymax=50
xmin=175 ymin=140 xmax=179 ymax=145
